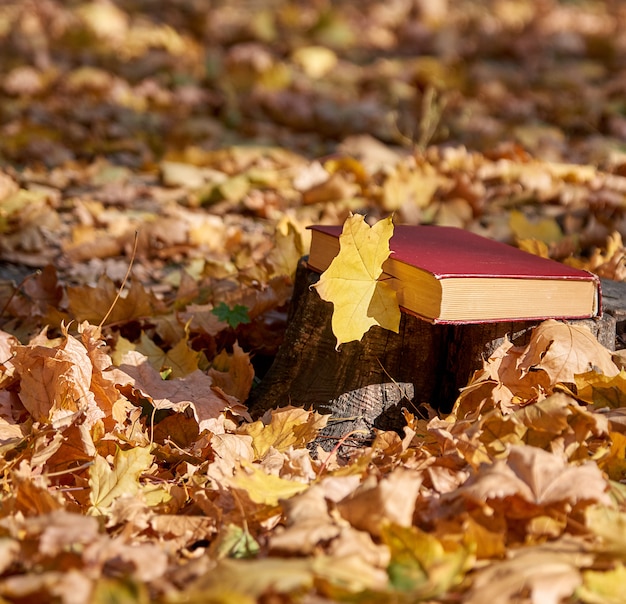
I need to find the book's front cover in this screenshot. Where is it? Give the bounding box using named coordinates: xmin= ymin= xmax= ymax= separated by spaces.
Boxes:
xmin=310 ymin=224 xmax=596 ymax=281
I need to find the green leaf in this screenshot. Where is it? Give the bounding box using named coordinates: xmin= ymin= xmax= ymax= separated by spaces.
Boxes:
xmin=211 ymin=302 xmax=251 ymax=328
xmin=215 ymin=523 xmax=261 ymax=559
xmin=382 ymin=523 xmax=470 ymax=597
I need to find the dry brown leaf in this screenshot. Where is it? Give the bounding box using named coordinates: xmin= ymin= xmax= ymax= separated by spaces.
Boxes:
xmin=150 ymin=515 xmax=218 ymax=550
xmin=12 ymin=326 xmax=105 ymax=428
xmin=115 ymin=351 xmax=250 ymax=431
xmin=301 ymin=171 xmax=360 ymax=205
xmin=67 ymin=276 xmax=164 ymax=325
xmin=520 ymin=320 xmax=619 ymax=384
xmin=208 ymin=343 xmax=254 ymax=403
xmin=464 ymin=538 xmax=593 ymax=604
xmin=459 ymin=445 xmax=610 ymax=510
xmin=337 ymin=468 xmax=422 ymax=536
xmin=207 ymin=432 xmax=255 ymax=479
xmin=269 ymin=485 xmax=341 ymax=554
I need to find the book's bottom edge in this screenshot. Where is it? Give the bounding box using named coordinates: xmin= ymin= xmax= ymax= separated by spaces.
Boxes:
xmin=401 ymin=307 xmax=601 ymax=325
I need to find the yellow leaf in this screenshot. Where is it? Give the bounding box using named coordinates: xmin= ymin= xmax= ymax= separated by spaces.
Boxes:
xmin=585 ymin=505 xmax=626 ymax=556
xmin=598 ymin=432 xmax=626 ymax=481
xmin=382 ymin=523 xmax=470 ymax=597
xmin=229 ymin=463 xmax=308 ymax=506
xmin=313 ymin=214 xmax=400 ymax=347
xmin=136 ymin=332 xmax=200 ymax=378
xmin=517 ymin=238 xmax=550 ymax=258
xmin=462 ymin=511 xmax=507 ymax=559
xmin=382 ymin=162 xmax=442 ymax=211
xmin=578 ymin=564 xmax=626 ymax=604
xmin=239 ymin=406 xmax=328 ymax=459
xmin=509 ymin=209 xmax=562 ymax=244
xmin=575 ymin=370 xmax=626 ymax=409
xmin=312 ymin=553 xmax=389 ymax=594
xmin=267 ymin=215 xmax=305 ymax=278
xmin=110 ymin=334 xmax=136 ymax=366
xmin=182 ymin=558 xmax=313 ymax=601
xmin=292 ymin=46 xmax=338 ymax=78
xmin=89 ymin=446 xmax=153 ymax=514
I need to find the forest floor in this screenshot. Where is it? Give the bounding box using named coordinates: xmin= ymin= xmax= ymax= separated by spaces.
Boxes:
xmin=2 ymin=1 xmax=626 ymax=602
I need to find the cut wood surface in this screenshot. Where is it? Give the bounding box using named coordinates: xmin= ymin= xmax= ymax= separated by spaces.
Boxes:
xmin=248 ymin=259 xmax=624 ymax=449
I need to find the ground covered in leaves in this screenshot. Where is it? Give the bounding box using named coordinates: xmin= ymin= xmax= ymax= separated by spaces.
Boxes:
xmin=2 ymin=0 xmax=626 ymax=602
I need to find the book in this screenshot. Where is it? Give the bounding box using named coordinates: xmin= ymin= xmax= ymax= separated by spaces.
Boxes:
xmin=307 ymin=224 xmax=601 ymax=324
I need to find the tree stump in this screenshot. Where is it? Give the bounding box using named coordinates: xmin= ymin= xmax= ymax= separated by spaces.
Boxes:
xmin=247 ymin=258 xmax=623 ymax=450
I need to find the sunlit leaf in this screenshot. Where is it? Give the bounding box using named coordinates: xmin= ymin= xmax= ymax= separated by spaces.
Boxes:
xmin=89 ymin=446 xmax=153 ymax=514
xmin=229 ymin=463 xmax=308 ymax=506
xmin=239 ymin=406 xmax=328 ymax=459
xmin=577 ymin=564 xmax=626 ymax=604
xmin=313 ymin=214 xmax=400 ymax=346
xmin=520 ymin=320 xmax=619 ymax=385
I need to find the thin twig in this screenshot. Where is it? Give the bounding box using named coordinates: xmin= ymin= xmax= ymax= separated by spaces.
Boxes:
xmin=98 ymin=231 xmax=139 ymax=330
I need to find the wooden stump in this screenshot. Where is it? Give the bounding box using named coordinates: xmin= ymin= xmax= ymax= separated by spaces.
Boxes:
xmin=247 ymin=259 xmax=622 ymax=450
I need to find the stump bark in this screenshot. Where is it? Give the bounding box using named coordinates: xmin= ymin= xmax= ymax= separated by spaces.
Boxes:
xmin=247 ymin=259 xmax=623 ymax=449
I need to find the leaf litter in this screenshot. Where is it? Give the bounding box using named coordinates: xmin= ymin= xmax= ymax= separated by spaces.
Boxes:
xmin=2 ymin=0 xmax=626 ymax=602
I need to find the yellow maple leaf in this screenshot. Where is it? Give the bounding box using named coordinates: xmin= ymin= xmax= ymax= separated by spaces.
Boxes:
xmin=239 ymin=406 xmax=328 ymax=459
xmin=88 ymin=446 xmax=154 ymax=515
xmin=313 ymin=214 xmax=400 ymax=347
xmin=229 ymin=463 xmax=308 ymax=506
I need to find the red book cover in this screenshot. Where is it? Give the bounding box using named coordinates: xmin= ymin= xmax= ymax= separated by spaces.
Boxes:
xmin=310 ymin=224 xmax=593 ymax=281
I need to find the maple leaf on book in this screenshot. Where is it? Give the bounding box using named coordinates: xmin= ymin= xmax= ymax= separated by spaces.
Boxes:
xmin=308 ymin=223 xmax=601 ymax=324
xmin=312 ymin=214 xmax=400 ymax=347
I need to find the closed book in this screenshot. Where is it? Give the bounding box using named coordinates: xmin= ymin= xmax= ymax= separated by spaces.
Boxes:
xmin=307 ymin=224 xmax=601 ymax=324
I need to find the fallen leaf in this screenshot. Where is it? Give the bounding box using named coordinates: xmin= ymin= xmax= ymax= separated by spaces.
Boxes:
xmin=115 ymin=351 xmax=250 ymax=430
xmin=67 ymin=276 xmax=164 ymax=326
xmin=89 ymin=446 xmax=154 ymax=514
xmin=239 ymin=406 xmax=328 ymax=459
xmin=228 ymin=462 xmax=308 ymax=506
xmin=182 ymin=558 xmax=313 ymax=601
xmin=577 ymin=563 xmax=626 ymax=604
xmin=464 ymin=539 xmax=592 ymax=604
xmin=208 ymin=343 xmax=255 ymax=403
xmin=458 ymin=445 xmax=610 ymax=511
xmin=337 ymin=468 xmax=422 ymax=536
xmin=135 ymin=332 xmax=200 ymax=378
xmin=382 ymin=523 xmax=470 ymax=598
xmin=519 ymin=320 xmax=619 ymax=384
xmin=575 ymin=370 xmax=626 ymax=409
xmin=12 ymin=326 xmax=105 ymax=428
xmin=509 ymin=209 xmax=563 ymax=244
xmin=585 ymin=505 xmax=626 ymax=557
xmin=269 ymin=485 xmax=341 ymax=554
